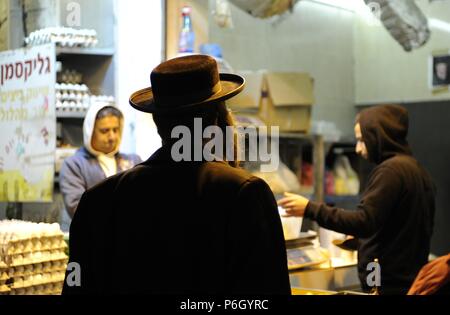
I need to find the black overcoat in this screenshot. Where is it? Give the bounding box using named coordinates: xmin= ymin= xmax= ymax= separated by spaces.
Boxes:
xmin=62 ymin=147 xmax=291 ymax=294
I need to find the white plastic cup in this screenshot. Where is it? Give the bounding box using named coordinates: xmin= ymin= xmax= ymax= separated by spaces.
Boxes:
xmin=278 ymin=206 xmax=303 ymax=240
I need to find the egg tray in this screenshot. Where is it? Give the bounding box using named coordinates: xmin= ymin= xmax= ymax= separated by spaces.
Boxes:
xmin=0 ymin=250 xmax=68 ymax=267
xmin=0 ymin=284 xmax=11 ymax=294
xmin=10 ymin=271 xmax=66 ymax=289
xmin=0 ymin=235 xmax=66 ymax=255
xmin=7 ymin=260 xmax=68 ymax=277
xmin=2 ymin=244 xmax=68 ymax=257
xmin=1 ymin=258 xmax=67 ymax=277
xmin=0 ymin=233 xmax=64 ymax=243
xmin=4 ymin=281 xmax=64 ymax=295
xmin=0 ymin=270 xmax=8 ymax=281
xmin=0 ymin=262 xmax=67 ymax=293
xmin=56 ymin=101 xmax=90 ymax=110
xmin=55 ymin=83 xmax=90 ymax=93
xmin=57 ymin=94 xmax=90 ymax=100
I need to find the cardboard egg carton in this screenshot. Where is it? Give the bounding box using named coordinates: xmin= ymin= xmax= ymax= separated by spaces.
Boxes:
xmin=10 ymin=260 xmax=68 ymax=277
xmin=0 ymin=221 xmax=64 ymax=245
xmin=0 ymin=266 xmax=8 ymax=278
xmin=5 ymin=251 xmax=68 ymax=267
xmin=1 ymin=271 xmax=66 ymax=295
xmin=0 ymin=266 xmax=11 ymax=295
xmin=8 ymin=281 xmax=64 ymax=295
xmin=0 ymin=284 xmax=11 ymax=295
xmin=0 ymin=273 xmax=8 ymax=282
xmin=11 ymin=271 xmax=66 ymax=289
xmin=2 ymin=236 xmax=67 ymax=256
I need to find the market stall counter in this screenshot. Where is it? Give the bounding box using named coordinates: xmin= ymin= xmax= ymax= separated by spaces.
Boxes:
xmin=286 ymin=231 xmax=362 ymax=294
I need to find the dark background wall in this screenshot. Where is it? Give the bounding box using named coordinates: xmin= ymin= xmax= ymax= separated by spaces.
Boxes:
xmin=403 ymin=101 xmax=450 ymax=256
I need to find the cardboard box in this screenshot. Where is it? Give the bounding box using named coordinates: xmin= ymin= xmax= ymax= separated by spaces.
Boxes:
xmin=226 ymin=71 xmax=263 ymax=113
xmin=260 ymin=72 xmax=314 ymax=133
xmin=227 ymin=71 xmax=314 ymax=132
xmin=226 ymin=70 xmax=266 ymax=127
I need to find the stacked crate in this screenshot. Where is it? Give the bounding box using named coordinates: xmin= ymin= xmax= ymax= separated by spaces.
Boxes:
xmin=0 ymin=220 xmax=68 ymax=295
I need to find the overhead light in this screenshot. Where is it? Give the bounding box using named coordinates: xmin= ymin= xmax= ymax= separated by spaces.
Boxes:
xmin=307 ymin=0 xmax=367 ymax=12
xmin=429 ymin=18 xmax=450 ymax=33
xmin=307 ymin=0 xmax=381 ymax=25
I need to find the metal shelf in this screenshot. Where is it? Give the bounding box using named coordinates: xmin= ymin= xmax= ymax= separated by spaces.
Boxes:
xmin=56 ymin=109 xmax=87 ymax=119
xmin=56 ymin=47 xmax=115 ymax=56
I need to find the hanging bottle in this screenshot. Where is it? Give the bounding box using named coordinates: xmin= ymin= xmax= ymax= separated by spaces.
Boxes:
xmin=178 ymin=6 xmax=195 ymax=54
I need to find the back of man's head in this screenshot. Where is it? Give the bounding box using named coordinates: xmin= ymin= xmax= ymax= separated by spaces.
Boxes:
xmin=154 ymin=100 xmax=234 ymax=139
xmin=153 ymin=101 xmax=238 ymax=166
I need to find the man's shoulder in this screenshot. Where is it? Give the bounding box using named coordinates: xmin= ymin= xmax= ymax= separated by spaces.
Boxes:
xmin=380 ymin=154 xmax=419 ymax=172
xmin=83 ymin=168 xmax=129 ymax=198
xmin=377 ymin=155 xmax=431 ymax=187
xmin=99 ymin=161 xmax=261 ymax=189
xmin=84 ymin=161 xmax=267 ymax=198
xmin=198 ymin=162 xmax=265 ymax=188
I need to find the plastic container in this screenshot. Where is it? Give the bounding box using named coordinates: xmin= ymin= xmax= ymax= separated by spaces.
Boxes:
xmin=178 ymin=6 xmax=195 ymax=53
xmin=278 ymin=207 xmax=303 ymax=240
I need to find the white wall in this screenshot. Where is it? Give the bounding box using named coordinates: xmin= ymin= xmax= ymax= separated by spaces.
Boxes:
xmin=355 ymin=0 xmax=450 ymax=104
xmin=115 ymin=0 xmax=163 ymax=161
xmin=209 ymin=0 xmax=357 ymax=137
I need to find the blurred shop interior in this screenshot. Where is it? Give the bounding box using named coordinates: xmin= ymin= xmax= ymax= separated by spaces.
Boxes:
xmin=0 ymin=0 xmax=450 ymax=295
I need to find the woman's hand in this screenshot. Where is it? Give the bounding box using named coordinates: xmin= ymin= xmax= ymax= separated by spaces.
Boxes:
xmin=277 ymin=192 xmax=310 ymax=217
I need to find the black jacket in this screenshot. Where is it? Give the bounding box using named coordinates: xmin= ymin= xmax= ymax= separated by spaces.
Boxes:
xmin=63 ymin=147 xmax=290 ymax=294
xmin=305 ymin=105 xmax=435 ymax=294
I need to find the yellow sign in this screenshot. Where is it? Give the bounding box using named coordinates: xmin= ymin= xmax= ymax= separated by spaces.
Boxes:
xmin=0 ymin=44 xmax=56 ymax=202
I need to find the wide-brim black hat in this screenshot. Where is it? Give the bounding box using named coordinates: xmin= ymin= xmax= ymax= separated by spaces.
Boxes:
xmin=129 ymin=55 xmax=245 ymax=114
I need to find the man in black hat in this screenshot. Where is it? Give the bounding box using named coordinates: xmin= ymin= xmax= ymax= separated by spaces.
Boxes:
xmin=63 ymin=55 xmax=291 ymax=295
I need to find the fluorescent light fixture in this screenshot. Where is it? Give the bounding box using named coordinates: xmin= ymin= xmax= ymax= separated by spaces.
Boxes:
xmin=429 ymin=18 xmax=450 ymax=33
xmin=307 ymin=0 xmax=381 ymax=25
xmin=307 ymin=0 xmax=367 ymax=12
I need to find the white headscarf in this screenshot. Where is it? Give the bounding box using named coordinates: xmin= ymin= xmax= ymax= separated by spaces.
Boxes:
xmin=83 ymin=103 xmax=124 ymax=177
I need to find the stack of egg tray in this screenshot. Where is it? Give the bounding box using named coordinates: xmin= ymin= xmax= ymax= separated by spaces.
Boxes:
xmin=0 ymin=221 xmax=69 ymax=295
